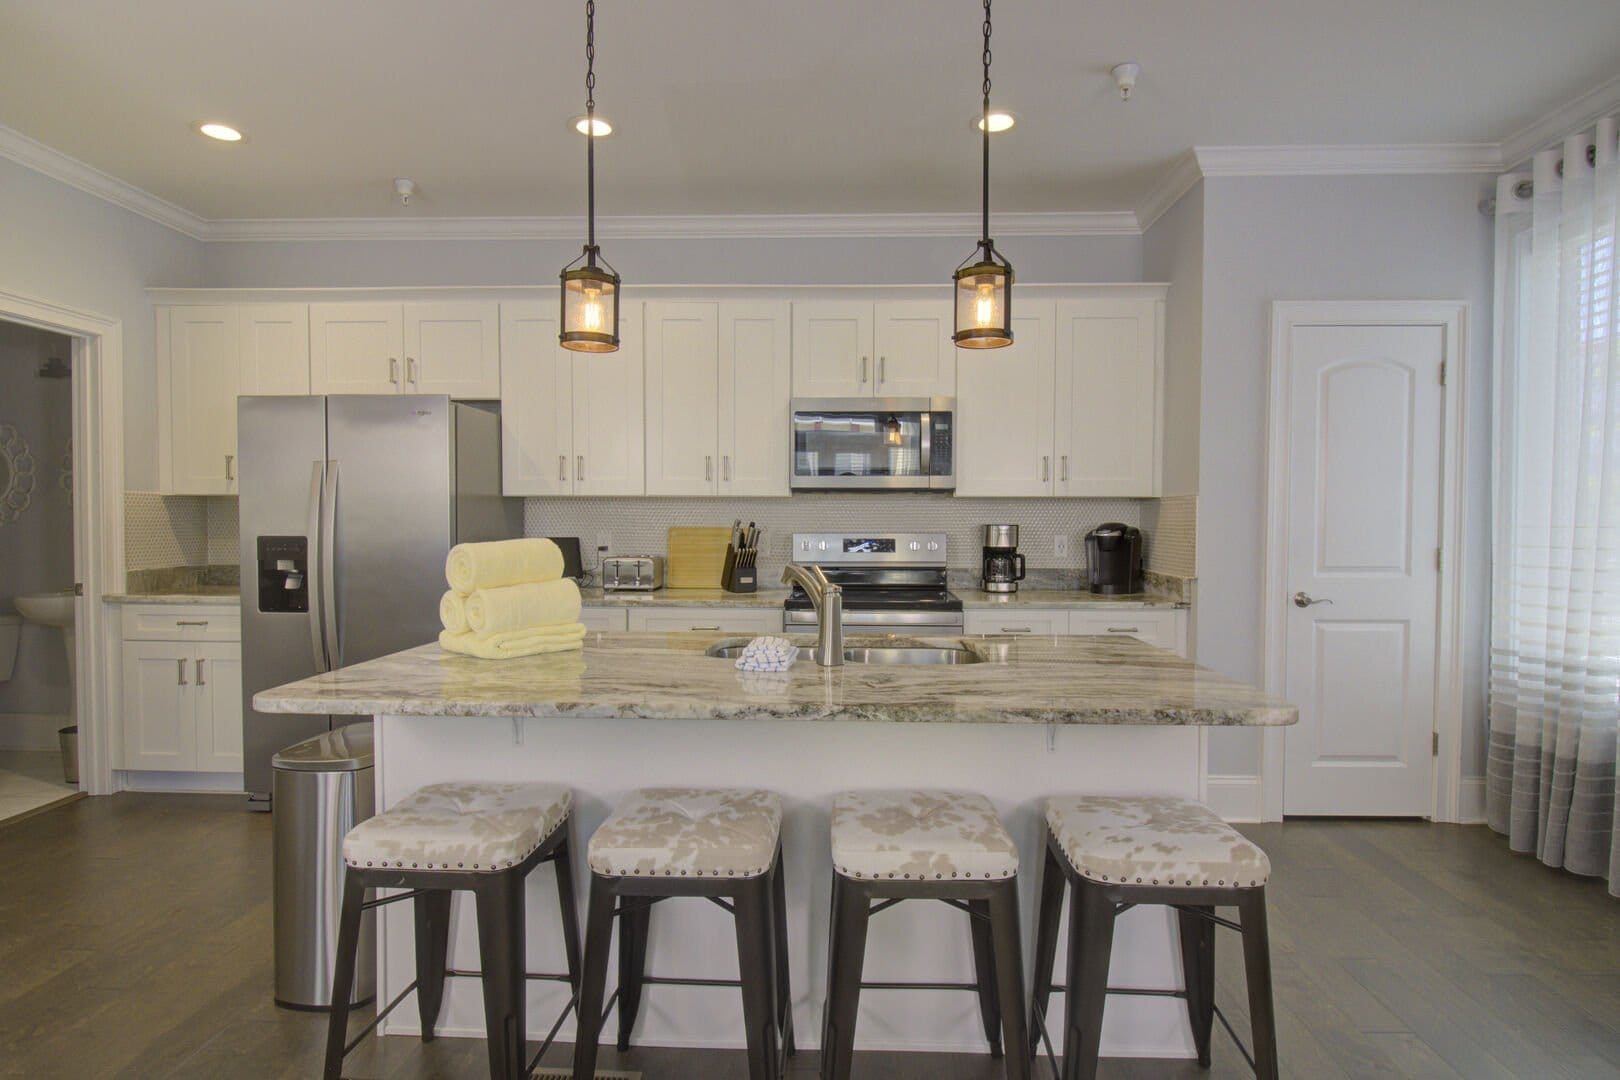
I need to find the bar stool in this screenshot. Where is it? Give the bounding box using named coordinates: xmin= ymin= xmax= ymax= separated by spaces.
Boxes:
xmin=1029 ymin=795 xmax=1278 ymax=1080
xmin=821 ymin=789 xmax=1030 ymax=1080
xmin=572 ymin=787 xmax=794 ymax=1080
xmin=323 ymin=781 xmax=581 ymax=1080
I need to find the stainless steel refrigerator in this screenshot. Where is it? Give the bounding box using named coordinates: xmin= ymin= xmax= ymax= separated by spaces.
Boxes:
xmin=238 ymin=395 xmax=519 ymax=806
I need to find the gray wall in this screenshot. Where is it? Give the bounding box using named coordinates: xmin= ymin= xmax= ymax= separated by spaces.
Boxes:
xmin=1142 ymin=181 xmax=1204 ymax=498
xmin=1195 ymin=173 xmax=1495 ymax=778
xmin=0 ymin=155 xmax=209 ymax=491
xmin=0 ymin=322 xmax=75 ymax=717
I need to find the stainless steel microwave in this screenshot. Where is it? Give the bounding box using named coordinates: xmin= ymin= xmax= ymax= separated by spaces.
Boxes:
xmin=789 ymin=397 xmax=955 ymax=491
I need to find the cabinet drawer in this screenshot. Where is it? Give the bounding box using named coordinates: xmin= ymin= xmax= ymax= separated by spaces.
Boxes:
xmin=964 ymin=609 xmax=1070 ymax=637
xmin=120 ymin=605 xmax=241 ymax=642
xmin=580 ymin=607 xmax=628 ymax=633
xmin=1068 ymin=611 xmax=1180 ymax=652
xmin=626 ymin=607 xmax=783 ymax=634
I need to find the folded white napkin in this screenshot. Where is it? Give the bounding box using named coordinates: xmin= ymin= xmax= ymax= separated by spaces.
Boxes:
xmin=733 ymin=636 xmax=800 ymax=672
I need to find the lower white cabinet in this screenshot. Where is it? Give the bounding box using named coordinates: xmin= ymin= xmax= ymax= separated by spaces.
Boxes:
xmin=580 ymin=607 xmax=629 ymax=633
xmin=964 ymin=607 xmax=1188 ymax=657
xmin=626 ymin=607 xmax=784 ymax=634
xmin=120 ymin=606 xmax=242 ymax=774
xmin=963 ymin=609 xmax=1071 ymax=637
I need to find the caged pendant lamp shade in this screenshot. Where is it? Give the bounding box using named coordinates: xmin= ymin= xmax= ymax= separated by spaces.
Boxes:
xmin=560 ymin=0 xmax=621 ymax=353
xmin=952 ymin=0 xmax=1013 ymax=349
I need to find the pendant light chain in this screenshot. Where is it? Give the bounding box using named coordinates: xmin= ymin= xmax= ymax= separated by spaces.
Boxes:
xmin=981 ymin=0 xmax=992 ymax=244
xmin=585 ymin=0 xmax=597 ymax=251
xmin=560 ymin=0 xmax=620 ymax=352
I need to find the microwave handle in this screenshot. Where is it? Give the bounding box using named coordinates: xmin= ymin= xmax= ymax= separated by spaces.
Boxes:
xmin=919 ymin=409 xmax=933 ymax=477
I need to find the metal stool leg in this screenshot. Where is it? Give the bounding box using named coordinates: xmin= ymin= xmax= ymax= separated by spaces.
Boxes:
xmin=1063 ymin=880 xmax=1116 ymax=1080
xmin=473 ymin=871 xmax=527 ymax=1080
xmin=987 ymin=879 xmax=1032 ymax=1080
xmin=571 ymin=876 xmax=617 ymax=1080
xmin=1177 ymin=905 xmax=1215 ymax=1067
xmin=967 ymin=898 xmax=1004 ymax=1057
xmin=735 ymin=874 xmax=783 ymax=1080
xmin=770 ymin=851 xmax=796 ymax=1057
xmin=821 ymin=876 xmax=870 ymax=1080
xmin=1238 ymin=890 xmax=1279 ymax=1080
xmin=552 ymin=833 xmax=584 ymax=993
xmin=322 ymin=868 xmax=367 ymax=1080
xmin=615 ymin=893 xmax=651 ymax=1050
xmin=1029 ymin=839 xmax=1068 ymax=1057
xmin=413 ymin=889 xmax=453 ymax=1041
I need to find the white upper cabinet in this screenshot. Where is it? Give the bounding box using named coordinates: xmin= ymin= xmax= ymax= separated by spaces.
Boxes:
xmin=571 ymin=310 xmax=644 ymax=495
xmin=405 ymin=302 xmax=501 ymax=398
xmin=166 ymin=307 xmax=241 ymax=495
xmin=238 ymin=305 xmax=311 ymax=396
xmin=719 ymin=302 xmax=792 ymax=496
xmin=791 ymin=302 xmax=873 ymax=396
xmin=1054 ymin=296 xmax=1162 ymax=496
xmin=311 ymin=301 xmax=499 ymax=397
xmin=873 ymin=300 xmax=955 ymax=396
xmin=954 ymin=302 xmax=1057 ymax=496
xmin=645 ymin=302 xmax=721 ymax=495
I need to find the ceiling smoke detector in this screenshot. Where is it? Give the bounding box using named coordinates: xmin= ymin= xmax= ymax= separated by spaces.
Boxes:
xmin=393 ymin=177 xmax=416 ymax=206
xmin=1112 ymin=62 xmax=1141 ymax=101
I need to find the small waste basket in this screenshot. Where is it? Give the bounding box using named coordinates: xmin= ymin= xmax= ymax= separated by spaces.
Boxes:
xmin=271 ymin=722 xmax=376 ymax=1010
xmin=58 ymin=726 xmax=78 ymax=785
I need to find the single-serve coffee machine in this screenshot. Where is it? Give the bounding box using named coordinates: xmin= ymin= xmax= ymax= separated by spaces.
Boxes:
xmin=981 ymin=524 xmax=1026 ymax=593
xmin=1085 ymin=522 xmax=1143 ymax=594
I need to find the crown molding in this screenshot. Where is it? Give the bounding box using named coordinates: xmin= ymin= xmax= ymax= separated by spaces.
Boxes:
xmin=1193 ymin=143 xmax=1502 ymax=177
xmin=1135 ymin=152 xmax=1204 ymax=231
xmin=0 ymin=124 xmax=208 ymax=240
xmin=1498 ymin=71 xmax=1620 ymax=168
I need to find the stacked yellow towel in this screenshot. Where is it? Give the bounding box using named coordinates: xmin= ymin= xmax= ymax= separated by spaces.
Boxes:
xmin=440 ymin=538 xmax=586 ymax=659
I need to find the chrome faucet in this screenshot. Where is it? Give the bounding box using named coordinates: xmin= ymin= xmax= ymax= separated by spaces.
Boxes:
xmin=781 ymin=563 xmax=844 ymax=667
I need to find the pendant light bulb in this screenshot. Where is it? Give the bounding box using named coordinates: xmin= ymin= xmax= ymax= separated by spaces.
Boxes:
xmin=559 ymin=0 xmax=621 ymax=353
xmin=953 ymin=0 xmax=1014 ymax=350
xmin=581 ymin=286 xmax=604 ymax=332
xmin=974 ymin=282 xmax=997 ymax=328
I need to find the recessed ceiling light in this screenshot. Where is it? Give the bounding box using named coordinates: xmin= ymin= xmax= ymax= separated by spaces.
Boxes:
xmin=572 ymin=115 xmax=613 ymax=137
xmin=974 ymin=111 xmax=1016 ymax=133
xmin=197 ymin=122 xmax=244 ymax=142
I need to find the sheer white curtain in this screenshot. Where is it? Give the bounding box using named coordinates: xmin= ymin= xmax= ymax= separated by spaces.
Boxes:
xmin=1489 ymin=118 xmax=1620 ymax=897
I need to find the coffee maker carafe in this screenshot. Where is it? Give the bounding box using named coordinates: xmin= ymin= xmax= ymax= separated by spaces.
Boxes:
xmin=981 ymin=524 xmax=1026 ymax=594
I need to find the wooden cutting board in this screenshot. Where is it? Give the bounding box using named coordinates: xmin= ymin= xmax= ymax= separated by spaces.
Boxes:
xmin=666 ymin=527 xmax=733 ymax=589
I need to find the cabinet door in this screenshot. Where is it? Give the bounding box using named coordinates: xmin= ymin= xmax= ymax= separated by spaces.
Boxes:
xmin=572 ymin=309 xmax=645 ymax=495
xmin=954 ymin=302 xmax=1056 ymax=496
xmin=791 ymin=301 xmax=873 ymax=396
xmin=873 ymin=300 xmax=955 ymax=396
xmin=644 ymin=302 xmax=720 ymax=495
xmin=626 ymin=608 xmax=784 ymax=634
xmin=121 ymin=641 xmax=195 ymax=771
xmin=167 ymin=306 xmax=241 ymax=495
xmin=720 ymin=302 xmax=792 ymax=496
xmin=1069 ymin=611 xmax=1183 ymax=654
xmin=1054 ymin=298 xmax=1161 ymax=496
xmin=499 ymin=302 xmax=575 ymax=495
xmin=579 ymin=607 xmax=628 ymax=633
xmin=964 ymin=609 xmax=1071 ymax=637
xmin=239 ymin=304 xmax=311 ymax=397
xmin=191 ymin=644 xmax=244 ymax=774
xmin=310 ymin=303 xmax=405 ymax=394
xmin=405 ymin=301 xmax=501 ymax=398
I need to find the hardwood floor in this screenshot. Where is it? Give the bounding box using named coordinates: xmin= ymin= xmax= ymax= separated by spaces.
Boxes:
xmin=1 ymin=794 xmax=1616 ymax=1078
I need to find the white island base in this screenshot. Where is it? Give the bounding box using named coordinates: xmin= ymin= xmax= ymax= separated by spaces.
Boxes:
xmin=370 ymin=713 xmax=1207 ymax=1060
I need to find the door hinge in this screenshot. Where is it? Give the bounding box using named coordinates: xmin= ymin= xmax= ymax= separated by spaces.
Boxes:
xmin=1436 ymin=547 xmax=1443 ymax=571
xmin=73 ymin=582 xmax=84 ymax=596
xmin=1439 ymin=360 xmax=1447 ymax=386
xmin=1432 ymin=731 xmax=1440 ymax=756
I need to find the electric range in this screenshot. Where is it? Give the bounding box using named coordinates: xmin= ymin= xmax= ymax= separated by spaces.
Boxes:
xmin=782 ymin=531 xmax=963 ymax=633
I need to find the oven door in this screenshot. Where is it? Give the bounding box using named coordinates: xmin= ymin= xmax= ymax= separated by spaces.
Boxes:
xmin=789 ymin=397 xmax=954 ymax=490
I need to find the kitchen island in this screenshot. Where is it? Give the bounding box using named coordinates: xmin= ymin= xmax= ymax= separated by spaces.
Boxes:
xmin=257 ymin=632 xmax=1293 ymax=1059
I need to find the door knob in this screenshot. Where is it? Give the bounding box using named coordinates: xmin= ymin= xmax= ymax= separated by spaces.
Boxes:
xmin=1293 ymin=591 xmax=1333 ymax=608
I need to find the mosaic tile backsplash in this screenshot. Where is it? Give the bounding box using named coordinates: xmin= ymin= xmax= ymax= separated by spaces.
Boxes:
xmin=124 ymin=492 xmax=240 ymax=571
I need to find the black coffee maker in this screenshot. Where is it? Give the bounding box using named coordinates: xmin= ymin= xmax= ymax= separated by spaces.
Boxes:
xmin=1085 ymin=523 xmax=1143 ymax=594
xmin=981 ymin=524 xmax=1026 ymax=594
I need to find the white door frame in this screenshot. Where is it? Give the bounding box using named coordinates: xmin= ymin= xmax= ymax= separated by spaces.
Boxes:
xmin=1260 ymin=301 xmax=1468 ymax=823
xmin=0 ymin=287 xmax=125 ymax=796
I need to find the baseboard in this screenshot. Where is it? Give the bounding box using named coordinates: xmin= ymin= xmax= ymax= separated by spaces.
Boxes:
xmin=117 ymin=770 xmax=245 ymax=794
xmin=0 ymin=712 xmax=71 ymax=751
xmin=1204 ymin=774 xmax=1264 ymax=823
xmin=1459 ymin=776 xmax=1486 ymax=824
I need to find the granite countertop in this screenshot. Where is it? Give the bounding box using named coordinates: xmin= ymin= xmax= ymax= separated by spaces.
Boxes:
xmin=103 ymin=588 xmax=242 ymax=605
xmin=958 ymin=589 xmax=1178 ymax=609
xmin=255 ymin=632 xmax=1295 ymax=727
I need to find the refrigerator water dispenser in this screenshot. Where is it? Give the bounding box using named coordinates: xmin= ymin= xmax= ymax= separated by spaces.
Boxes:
xmin=257 ymin=536 xmax=309 ymax=613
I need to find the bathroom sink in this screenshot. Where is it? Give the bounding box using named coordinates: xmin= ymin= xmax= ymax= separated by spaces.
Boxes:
xmin=15 ymin=590 xmax=75 ymax=628
xmin=704 ymin=641 xmax=984 ymax=666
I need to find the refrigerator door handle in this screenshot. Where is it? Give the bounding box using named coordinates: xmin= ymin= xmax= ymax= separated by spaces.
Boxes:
xmin=306 ymin=461 xmax=329 ymax=672
xmin=321 ymin=460 xmax=341 ymax=669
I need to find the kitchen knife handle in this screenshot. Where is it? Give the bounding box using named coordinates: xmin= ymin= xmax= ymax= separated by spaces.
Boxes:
xmin=195 ymin=658 xmax=206 ymax=686
xmin=177 ymin=658 xmax=187 ymax=686
xmin=389 ymin=357 xmax=399 ymax=384
xmin=307 ymin=461 xmax=329 ymax=673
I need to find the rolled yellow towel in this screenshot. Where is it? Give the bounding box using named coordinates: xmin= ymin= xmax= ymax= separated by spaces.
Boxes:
xmin=439 ymin=590 xmax=470 ymax=634
xmin=464 ymin=579 xmax=582 ymax=635
xmin=439 ymin=623 xmax=588 ymax=659
xmin=445 ymin=538 xmax=565 ymax=594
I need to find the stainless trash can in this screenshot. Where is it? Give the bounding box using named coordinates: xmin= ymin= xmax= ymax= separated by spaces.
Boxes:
xmin=272 ymin=722 xmax=376 ymax=1010
xmin=58 ymin=726 xmax=78 ymax=785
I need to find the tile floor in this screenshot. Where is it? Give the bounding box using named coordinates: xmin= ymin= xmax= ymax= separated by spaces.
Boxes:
xmin=0 ymin=747 xmax=80 ymax=823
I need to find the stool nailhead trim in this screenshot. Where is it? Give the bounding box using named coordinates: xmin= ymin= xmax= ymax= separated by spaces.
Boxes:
xmin=346 ymin=814 xmax=569 ymax=873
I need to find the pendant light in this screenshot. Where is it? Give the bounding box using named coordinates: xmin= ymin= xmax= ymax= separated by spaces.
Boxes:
xmin=952 ymin=0 xmax=1014 ymax=349
xmin=559 ymin=0 xmax=620 ymax=353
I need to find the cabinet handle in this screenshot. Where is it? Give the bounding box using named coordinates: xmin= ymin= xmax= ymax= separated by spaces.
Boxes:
xmin=224 ymin=454 xmax=234 ymax=482
xmin=705 ymin=455 xmax=713 ymax=482
xmin=577 ymin=455 xmax=585 ymax=482
xmin=1041 ymin=456 xmax=1049 ymax=482
xmin=722 ymin=455 xmax=730 ymax=481
xmin=389 ymin=357 xmax=399 ymax=384
xmin=559 ymin=455 xmax=568 ymax=482
xmin=860 ymin=356 xmax=868 ymax=385
xmin=879 ymin=355 xmax=886 ymax=385
xmin=406 ymin=357 xmax=417 ymax=385
xmin=1001 ymin=626 xmax=1033 ymax=634
xmin=177 ymin=658 xmax=187 ymax=686
xmin=1061 ymin=455 xmax=1069 ymax=482
xmin=176 ymin=620 xmax=210 ymax=627
xmin=195 ymin=658 xmax=206 ymax=686
xmin=689 ymin=625 xmax=721 ymax=631
xmin=1107 ymin=626 xmax=1141 ymax=634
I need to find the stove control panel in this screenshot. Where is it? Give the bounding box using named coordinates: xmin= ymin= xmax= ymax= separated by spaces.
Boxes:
xmin=791 ymin=532 xmax=947 ymax=566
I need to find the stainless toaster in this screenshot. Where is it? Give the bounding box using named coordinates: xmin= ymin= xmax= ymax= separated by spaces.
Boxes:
xmin=601 ymin=555 xmax=665 ymax=591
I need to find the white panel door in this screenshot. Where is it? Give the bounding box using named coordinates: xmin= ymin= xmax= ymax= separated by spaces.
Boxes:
xmin=572 ymin=309 xmax=644 ymax=496
xmin=499 ymin=302 xmax=575 ymax=496
xmin=873 ymin=300 xmax=955 ymax=396
xmin=644 ymin=302 xmax=720 ymax=495
xmin=954 ymin=302 xmax=1056 ymax=496
xmin=720 ymin=301 xmax=792 ymax=496
xmin=238 ymin=304 xmax=311 ymax=396
xmin=168 ymin=306 xmax=240 ymax=495
xmin=310 ymin=303 xmax=405 ymax=394
xmin=191 ymin=645 xmax=244 ymax=774
xmin=1054 ymin=298 xmax=1161 ymax=496
xmin=791 ymin=301 xmax=873 ymax=396
xmin=405 ymin=302 xmax=501 ymax=398
xmin=1282 ymin=324 xmax=1443 ymax=815
xmin=121 ymin=641 xmax=194 ymax=771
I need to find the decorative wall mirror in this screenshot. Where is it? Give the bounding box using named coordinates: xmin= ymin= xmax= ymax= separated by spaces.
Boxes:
xmin=0 ymin=424 xmax=37 ymax=525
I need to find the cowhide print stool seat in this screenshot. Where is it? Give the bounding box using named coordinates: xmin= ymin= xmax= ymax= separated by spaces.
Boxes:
xmin=821 ymin=790 xmax=1030 ymax=1080
xmin=1029 ymin=795 xmax=1278 ymax=1080
xmin=322 ymin=781 xmax=580 ymax=1080
xmin=571 ymin=788 xmax=794 ymax=1080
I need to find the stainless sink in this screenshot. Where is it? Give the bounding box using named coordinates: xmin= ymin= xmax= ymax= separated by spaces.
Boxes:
xmin=703 ymin=641 xmax=984 ymax=665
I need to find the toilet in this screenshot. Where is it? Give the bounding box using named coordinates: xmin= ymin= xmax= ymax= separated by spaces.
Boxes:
xmin=0 ymin=613 xmax=19 ymax=682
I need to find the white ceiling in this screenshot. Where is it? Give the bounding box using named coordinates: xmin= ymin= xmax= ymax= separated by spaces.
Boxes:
xmin=1 ymin=0 xmax=1617 ymax=222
